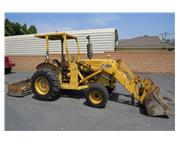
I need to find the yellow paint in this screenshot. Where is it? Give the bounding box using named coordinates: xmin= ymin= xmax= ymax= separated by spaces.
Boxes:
xmin=63 ymin=34 xmax=71 ymax=63
xmin=69 ymin=62 xmax=78 ymax=87
xmin=79 ymin=69 xmax=102 ymax=84
xmin=89 ymin=90 xmax=102 ymax=105
xmin=75 ymin=38 xmax=81 ymax=62
xmin=35 ymin=76 xmax=49 ymax=95
xmin=139 ymin=79 xmax=155 ymax=103
xmin=34 ymin=32 xmax=157 ymax=104
xmin=61 ymin=83 xmax=88 ymax=90
xmin=78 ymin=70 xmax=84 ymax=80
xmin=45 ymin=35 xmax=49 ymax=59
xmin=35 ymin=32 xmax=78 ymax=40
xmin=104 ymin=61 xmax=140 ymax=100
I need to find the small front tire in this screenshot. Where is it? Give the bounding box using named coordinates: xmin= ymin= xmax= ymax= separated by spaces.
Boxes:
xmin=85 ymin=84 xmax=109 ymax=108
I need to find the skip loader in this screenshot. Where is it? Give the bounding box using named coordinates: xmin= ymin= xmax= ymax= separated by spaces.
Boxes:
xmin=8 ymin=32 xmax=171 ymax=116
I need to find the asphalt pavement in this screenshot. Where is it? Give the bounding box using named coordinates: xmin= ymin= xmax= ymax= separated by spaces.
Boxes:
xmin=5 ymin=71 xmax=175 ymax=131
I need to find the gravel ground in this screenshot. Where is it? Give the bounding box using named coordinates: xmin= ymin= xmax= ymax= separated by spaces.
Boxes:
xmin=5 ymin=72 xmax=175 ymax=131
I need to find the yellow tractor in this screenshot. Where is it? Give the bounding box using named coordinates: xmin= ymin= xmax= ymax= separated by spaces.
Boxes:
xmin=8 ymin=32 xmax=171 ymax=116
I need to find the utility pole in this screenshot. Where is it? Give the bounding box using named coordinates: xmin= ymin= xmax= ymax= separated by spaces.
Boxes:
xmin=159 ymin=32 xmax=167 ymax=41
xmin=159 ymin=32 xmax=174 ymax=41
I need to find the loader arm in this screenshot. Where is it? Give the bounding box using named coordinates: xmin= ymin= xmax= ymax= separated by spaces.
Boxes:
xmin=103 ymin=58 xmax=171 ymax=116
xmin=104 ymin=59 xmax=141 ymax=101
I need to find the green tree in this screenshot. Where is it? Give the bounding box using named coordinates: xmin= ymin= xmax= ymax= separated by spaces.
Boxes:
xmin=5 ymin=19 xmax=14 ymax=36
xmin=13 ymin=22 xmax=22 ymax=35
xmin=28 ymin=25 xmax=37 ymax=34
xmin=5 ymin=18 xmax=37 ymax=36
xmin=21 ymin=24 xmax=28 ymax=34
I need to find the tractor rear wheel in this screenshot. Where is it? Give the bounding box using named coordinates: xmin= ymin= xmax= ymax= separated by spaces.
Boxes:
xmin=31 ymin=69 xmax=60 ymax=101
xmin=85 ymin=84 xmax=109 ymax=108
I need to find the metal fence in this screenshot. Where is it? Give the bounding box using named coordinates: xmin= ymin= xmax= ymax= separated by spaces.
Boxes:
xmin=5 ymin=28 xmax=118 ymax=56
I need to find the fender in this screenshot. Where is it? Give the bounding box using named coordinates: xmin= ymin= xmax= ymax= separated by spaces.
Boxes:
xmin=36 ymin=62 xmax=62 ymax=83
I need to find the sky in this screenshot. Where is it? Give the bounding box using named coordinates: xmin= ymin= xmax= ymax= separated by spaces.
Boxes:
xmin=5 ymin=13 xmax=175 ymax=39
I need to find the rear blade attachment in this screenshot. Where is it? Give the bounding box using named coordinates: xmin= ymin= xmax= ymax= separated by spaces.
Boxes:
xmin=7 ymin=78 xmax=32 ymax=97
xmin=141 ymin=78 xmax=171 ymax=117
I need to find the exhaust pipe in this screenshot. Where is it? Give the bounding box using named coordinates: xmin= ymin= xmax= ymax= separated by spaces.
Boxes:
xmin=86 ymin=35 xmax=93 ymax=59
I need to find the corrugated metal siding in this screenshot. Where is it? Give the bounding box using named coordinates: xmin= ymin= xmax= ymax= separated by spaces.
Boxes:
xmin=5 ymin=28 xmax=117 ymax=56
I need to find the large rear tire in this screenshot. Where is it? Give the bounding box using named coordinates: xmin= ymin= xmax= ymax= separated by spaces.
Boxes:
xmin=31 ymin=69 xmax=60 ymax=101
xmin=85 ymin=84 xmax=109 ymax=108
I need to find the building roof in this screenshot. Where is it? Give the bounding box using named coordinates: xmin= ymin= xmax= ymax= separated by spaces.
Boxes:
xmin=117 ymin=36 xmax=166 ymax=48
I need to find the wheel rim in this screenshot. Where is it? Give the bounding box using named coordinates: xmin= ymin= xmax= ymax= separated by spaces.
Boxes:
xmin=89 ymin=90 xmax=102 ymax=105
xmin=35 ymin=76 xmax=49 ymax=95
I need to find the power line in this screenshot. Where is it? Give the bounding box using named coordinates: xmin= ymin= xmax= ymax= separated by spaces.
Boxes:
xmin=159 ymin=32 xmax=174 ymax=41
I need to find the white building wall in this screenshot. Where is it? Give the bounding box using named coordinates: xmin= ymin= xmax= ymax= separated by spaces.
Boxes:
xmin=5 ymin=28 xmax=118 ymax=56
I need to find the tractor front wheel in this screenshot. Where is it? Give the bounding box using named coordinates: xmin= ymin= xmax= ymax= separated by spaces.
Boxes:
xmin=31 ymin=69 xmax=60 ymax=101
xmin=85 ymin=84 xmax=109 ymax=108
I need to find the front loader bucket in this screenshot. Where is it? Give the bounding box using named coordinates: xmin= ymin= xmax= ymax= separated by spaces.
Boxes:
xmin=7 ymin=78 xmax=32 ymax=97
xmin=141 ymin=79 xmax=171 ymax=117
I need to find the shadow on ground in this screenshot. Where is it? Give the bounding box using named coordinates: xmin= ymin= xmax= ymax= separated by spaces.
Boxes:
xmin=7 ymin=87 xmax=173 ymax=119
